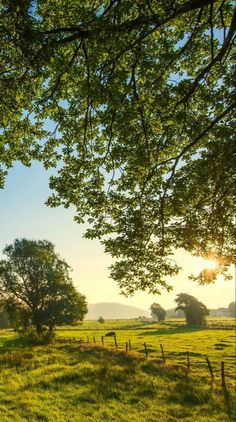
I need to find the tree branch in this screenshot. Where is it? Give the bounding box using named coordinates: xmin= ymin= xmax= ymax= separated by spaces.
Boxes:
xmin=177 ymin=8 xmax=236 ymax=105
xmin=177 ymin=100 xmax=236 ymax=160
xmin=41 ymin=0 xmax=217 ymax=44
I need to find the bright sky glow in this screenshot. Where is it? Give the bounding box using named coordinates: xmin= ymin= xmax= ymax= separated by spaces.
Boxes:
xmin=0 ymin=162 xmax=234 ymax=311
xmin=197 ymin=258 xmax=218 ymax=271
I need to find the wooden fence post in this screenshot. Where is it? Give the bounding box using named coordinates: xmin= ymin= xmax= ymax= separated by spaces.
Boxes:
xmin=128 ymin=340 xmax=131 ymax=351
xmin=125 ymin=342 xmax=128 ymax=353
xmin=101 ymin=336 xmax=104 ymax=345
xmin=160 ymin=344 xmax=166 ymax=363
xmin=93 ymin=336 xmax=96 ymax=343
xmin=144 ymin=343 xmax=148 ymax=358
xmin=206 ymin=357 xmax=214 ymax=379
xmin=114 ymin=335 xmax=118 ymax=348
xmin=187 ymin=351 xmax=190 ymax=370
xmin=221 ymin=361 xmax=226 ymax=388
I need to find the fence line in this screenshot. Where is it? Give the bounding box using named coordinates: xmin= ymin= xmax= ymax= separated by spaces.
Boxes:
xmin=55 ymin=334 xmax=233 ymax=387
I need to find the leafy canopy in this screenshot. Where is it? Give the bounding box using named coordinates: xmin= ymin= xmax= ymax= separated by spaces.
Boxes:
xmin=0 ymin=239 xmax=87 ymax=335
xmin=175 ymin=293 xmax=209 ymax=325
xmin=0 ymin=1 xmax=235 ymax=294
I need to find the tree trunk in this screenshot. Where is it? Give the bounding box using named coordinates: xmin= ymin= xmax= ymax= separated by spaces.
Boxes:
xmin=48 ymin=324 xmax=54 ymax=342
xmin=35 ymin=322 xmax=43 ymax=335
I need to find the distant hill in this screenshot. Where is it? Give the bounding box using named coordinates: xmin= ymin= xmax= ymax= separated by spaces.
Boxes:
xmin=85 ymin=302 xmax=150 ymax=320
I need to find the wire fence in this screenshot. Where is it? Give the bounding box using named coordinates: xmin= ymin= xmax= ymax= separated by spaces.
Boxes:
xmin=56 ymin=333 xmax=235 ymax=389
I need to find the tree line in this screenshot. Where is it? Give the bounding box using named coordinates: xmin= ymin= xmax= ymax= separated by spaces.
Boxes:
xmin=150 ymin=298 xmax=236 ymax=325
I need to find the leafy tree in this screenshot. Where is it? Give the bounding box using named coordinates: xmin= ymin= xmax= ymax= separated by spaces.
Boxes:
xmin=150 ymin=303 xmax=166 ymax=322
xmin=0 ymin=1 xmax=235 ymax=294
xmin=0 ymin=239 xmax=87 ymax=337
xmin=228 ymin=301 xmax=236 ymax=317
xmin=98 ymin=316 xmax=105 ymax=323
xmin=175 ymin=293 xmax=209 ymax=325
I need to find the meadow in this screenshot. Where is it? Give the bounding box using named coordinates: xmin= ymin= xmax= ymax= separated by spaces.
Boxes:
xmin=0 ymin=318 xmax=235 ymax=422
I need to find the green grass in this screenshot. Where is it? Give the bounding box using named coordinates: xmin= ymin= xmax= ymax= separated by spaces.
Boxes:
xmin=58 ymin=318 xmax=236 ymax=387
xmin=0 ymin=319 xmax=235 ymax=421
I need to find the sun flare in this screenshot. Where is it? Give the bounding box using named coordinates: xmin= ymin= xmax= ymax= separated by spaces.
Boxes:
xmin=197 ymin=257 xmax=218 ymax=272
xmin=203 ymin=259 xmax=217 ymax=270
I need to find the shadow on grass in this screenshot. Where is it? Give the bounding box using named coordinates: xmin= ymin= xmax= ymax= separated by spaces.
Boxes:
xmin=170 ymin=351 xmax=203 ymax=358
xmin=0 ymin=333 xmax=54 ymax=350
xmin=141 ymin=325 xmax=208 ymax=336
xmin=120 ymin=322 xmax=157 ymax=330
xmin=0 ymin=335 xmax=29 ymax=349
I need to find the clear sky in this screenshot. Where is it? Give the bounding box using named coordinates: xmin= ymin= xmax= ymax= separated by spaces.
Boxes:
xmin=0 ymin=161 xmax=235 ymax=311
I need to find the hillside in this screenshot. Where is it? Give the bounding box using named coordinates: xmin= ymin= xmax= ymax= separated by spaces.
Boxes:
xmin=85 ymin=302 xmax=150 ymax=320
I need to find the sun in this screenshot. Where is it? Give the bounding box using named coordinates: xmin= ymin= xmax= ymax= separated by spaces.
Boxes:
xmin=197 ymin=257 xmax=218 ymax=272
xmin=203 ymin=259 xmax=217 ymax=270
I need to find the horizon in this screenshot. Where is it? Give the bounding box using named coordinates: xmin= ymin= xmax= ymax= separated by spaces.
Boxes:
xmin=86 ymin=301 xmax=233 ymax=311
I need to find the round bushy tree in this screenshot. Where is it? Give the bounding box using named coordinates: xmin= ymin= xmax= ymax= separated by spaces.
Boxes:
xmin=98 ymin=316 xmax=105 ymax=323
xmin=0 ymin=239 xmax=87 ymax=338
xmin=175 ymin=293 xmax=209 ymax=326
xmin=150 ymin=303 xmax=166 ymax=322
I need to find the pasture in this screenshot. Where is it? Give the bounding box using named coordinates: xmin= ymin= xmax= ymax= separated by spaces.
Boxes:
xmin=0 ymin=319 xmax=235 ymax=421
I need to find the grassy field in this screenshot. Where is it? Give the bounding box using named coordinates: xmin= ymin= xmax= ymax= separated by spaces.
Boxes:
xmin=0 ymin=319 xmax=235 ymax=421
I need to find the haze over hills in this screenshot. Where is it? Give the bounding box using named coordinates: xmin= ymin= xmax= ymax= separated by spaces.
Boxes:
xmin=85 ymin=302 xmax=150 ymax=320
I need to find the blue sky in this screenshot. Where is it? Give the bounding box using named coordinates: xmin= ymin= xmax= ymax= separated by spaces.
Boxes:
xmin=0 ymin=161 xmax=234 ymax=311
